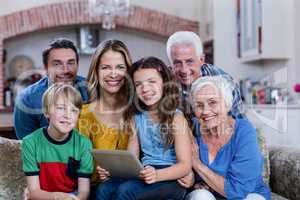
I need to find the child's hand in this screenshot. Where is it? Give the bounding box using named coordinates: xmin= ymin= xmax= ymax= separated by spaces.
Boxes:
xmin=53 ymin=192 xmax=79 ymax=200
xmin=139 ymin=165 xmax=157 ymax=184
xmin=177 ymin=171 xmax=195 ymax=188
xmin=194 ymin=182 xmax=210 ymax=190
xmin=96 ymin=165 xmax=110 ymax=181
xmin=66 ymin=194 xmax=79 ymax=200
xmin=23 ymin=187 xmax=29 ymax=200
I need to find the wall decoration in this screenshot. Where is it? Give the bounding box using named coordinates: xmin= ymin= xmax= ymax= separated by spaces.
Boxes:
xmin=77 ymin=27 xmax=100 ymax=54
xmin=9 ymin=55 xmax=34 ymax=79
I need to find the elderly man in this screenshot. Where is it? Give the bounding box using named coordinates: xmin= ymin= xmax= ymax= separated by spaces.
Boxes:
xmin=166 ymin=31 xmax=243 ymax=121
xmin=14 ymin=38 xmax=88 ymax=139
xmin=167 ymin=32 xmax=245 ymax=191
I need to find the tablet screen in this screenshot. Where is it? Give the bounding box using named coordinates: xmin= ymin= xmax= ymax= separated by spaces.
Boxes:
xmin=92 ymin=149 xmax=143 ymax=179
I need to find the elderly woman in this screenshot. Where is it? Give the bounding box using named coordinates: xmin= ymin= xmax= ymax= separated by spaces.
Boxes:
xmin=186 ymin=76 xmax=270 ymax=200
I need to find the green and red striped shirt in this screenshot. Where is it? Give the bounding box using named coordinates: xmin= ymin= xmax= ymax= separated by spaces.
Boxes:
xmin=22 ymin=128 xmax=93 ymax=192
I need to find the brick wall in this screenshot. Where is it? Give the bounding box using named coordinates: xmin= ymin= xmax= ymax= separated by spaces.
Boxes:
xmin=0 ymin=1 xmax=198 ymax=109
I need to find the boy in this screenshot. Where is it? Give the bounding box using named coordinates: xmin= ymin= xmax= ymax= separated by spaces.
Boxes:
xmin=22 ymin=83 xmax=93 ymax=200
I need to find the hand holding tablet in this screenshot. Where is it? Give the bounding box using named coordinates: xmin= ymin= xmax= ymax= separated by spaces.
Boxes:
xmin=92 ymin=149 xmax=143 ymax=179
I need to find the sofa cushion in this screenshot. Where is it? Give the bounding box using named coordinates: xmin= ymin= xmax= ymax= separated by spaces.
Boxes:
xmin=257 ymin=129 xmax=270 ymax=185
xmin=269 ymin=146 xmax=300 ymax=200
xmin=0 ymin=136 xmax=26 ymax=199
xmin=271 ymin=192 xmax=289 ymax=200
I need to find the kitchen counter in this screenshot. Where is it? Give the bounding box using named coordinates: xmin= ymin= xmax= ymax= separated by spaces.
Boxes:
xmin=0 ymin=123 xmax=15 ymax=139
xmin=244 ymin=104 xmax=300 ymax=109
xmin=0 ymin=108 xmax=15 ymax=139
xmin=0 ymin=107 xmax=13 ymax=113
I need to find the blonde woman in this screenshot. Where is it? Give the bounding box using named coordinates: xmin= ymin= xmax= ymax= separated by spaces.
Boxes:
xmin=77 ymin=40 xmax=132 ymax=186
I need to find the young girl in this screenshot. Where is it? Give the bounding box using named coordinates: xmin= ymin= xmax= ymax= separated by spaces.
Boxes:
xmin=95 ymin=57 xmax=192 ymax=200
xmin=22 ymin=83 xmax=93 ymax=200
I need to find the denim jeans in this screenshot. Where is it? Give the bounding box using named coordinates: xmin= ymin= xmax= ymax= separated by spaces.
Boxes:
xmin=95 ymin=178 xmax=186 ymax=200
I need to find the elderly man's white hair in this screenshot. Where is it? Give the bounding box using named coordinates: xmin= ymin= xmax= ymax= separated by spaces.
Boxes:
xmin=191 ymin=76 xmax=235 ymax=109
xmin=166 ymin=31 xmax=203 ymax=63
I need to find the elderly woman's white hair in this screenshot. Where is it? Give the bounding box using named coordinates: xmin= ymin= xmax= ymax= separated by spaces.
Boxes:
xmin=191 ymin=76 xmax=235 ymax=109
xmin=166 ymin=31 xmax=203 ymax=63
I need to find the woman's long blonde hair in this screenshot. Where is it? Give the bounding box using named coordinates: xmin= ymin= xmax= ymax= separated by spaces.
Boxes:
xmin=87 ymin=39 xmax=133 ymax=102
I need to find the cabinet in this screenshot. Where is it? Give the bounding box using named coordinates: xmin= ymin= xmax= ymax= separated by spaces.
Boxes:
xmin=245 ymin=104 xmax=300 ymax=148
xmin=0 ymin=125 xmax=15 ymax=139
xmin=0 ymin=112 xmax=15 ymax=139
xmin=237 ymin=0 xmax=292 ymax=62
xmin=203 ymin=40 xmax=214 ymax=64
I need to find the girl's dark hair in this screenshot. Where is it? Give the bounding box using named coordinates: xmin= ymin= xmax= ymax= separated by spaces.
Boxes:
xmin=125 ymin=57 xmax=180 ymax=147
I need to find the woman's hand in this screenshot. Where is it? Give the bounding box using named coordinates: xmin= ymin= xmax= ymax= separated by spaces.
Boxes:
xmin=177 ymin=171 xmax=195 ymax=188
xmin=191 ymin=138 xmax=201 ymax=167
xmin=139 ymin=166 xmax=157 ymax=184
xmin=96 ymin=165 xmax=110 ymax=181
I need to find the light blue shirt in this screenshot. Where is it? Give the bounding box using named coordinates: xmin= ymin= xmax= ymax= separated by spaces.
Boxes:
xmin=135 ymin=111 xmax=177 ymax=166
xmin=194 ymin=118 xmax=271 ymax=200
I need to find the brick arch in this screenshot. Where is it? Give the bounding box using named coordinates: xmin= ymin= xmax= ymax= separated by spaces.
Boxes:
xmin=0 ymin=1 xmax=198 ymax=108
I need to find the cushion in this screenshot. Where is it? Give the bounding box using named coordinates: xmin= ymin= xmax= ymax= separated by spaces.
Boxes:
xmin=256 ymin=128 xmax=270 ymax=186
xmin=269 ymin=146 xmax=300 ymax=200
xmin=0 ymin=136 xmax=26 ymax=199
xmin=271 ymin=192 xmax=289 ymax=200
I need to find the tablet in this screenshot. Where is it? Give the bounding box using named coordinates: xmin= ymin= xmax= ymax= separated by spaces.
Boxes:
xmin=91 ymin=149 xmax=143 ymax=179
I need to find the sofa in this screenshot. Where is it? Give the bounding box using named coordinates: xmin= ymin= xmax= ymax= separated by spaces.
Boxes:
xmin=0 ymin=136 xmax=299 ymax=200
xmin=269 ymin=146 xmax=300 ymax=200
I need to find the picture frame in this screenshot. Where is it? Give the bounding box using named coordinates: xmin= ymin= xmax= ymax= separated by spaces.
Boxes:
xmin=77 ymin=27 xmax=100 ymax=54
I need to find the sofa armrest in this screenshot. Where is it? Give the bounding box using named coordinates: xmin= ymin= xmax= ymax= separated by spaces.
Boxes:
xmin=269 ymin=146 xmax=300 ymax=200
xmin=0 ymin=136 xmax=26 ymax=199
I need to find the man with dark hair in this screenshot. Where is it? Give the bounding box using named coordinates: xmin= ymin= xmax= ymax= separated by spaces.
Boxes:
xmin=14 ymin=38 xmax=88 ymax=139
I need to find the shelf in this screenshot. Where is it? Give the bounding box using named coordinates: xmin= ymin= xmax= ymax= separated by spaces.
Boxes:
xmin=0 ymin=107 xmax=13 ymax=113
xmin=0 ymin=123 xmax=15 ymax=139
xmin=0 ymin=123 xmax=13 ymax=131
xmin=244 ymin=104 xmax=300 ymax=109
xmin=240 ymin=55 xmax=290 ymax=63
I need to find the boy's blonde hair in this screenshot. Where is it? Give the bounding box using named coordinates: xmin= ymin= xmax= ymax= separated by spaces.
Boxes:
xmin=42 ymin=83 xmax=83 ymax=115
